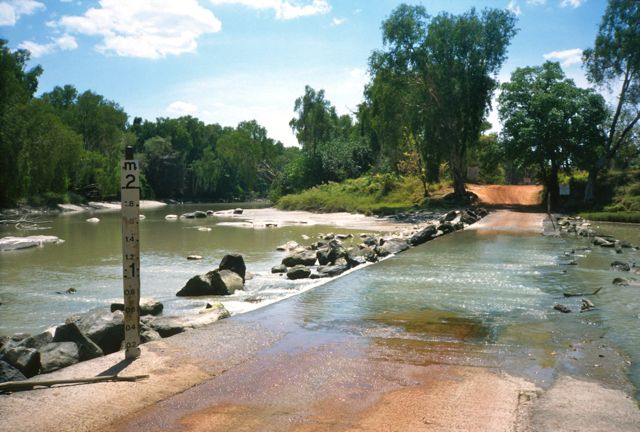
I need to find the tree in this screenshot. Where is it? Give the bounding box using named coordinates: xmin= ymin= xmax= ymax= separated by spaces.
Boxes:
xmin=289 ymin=85 xmax=338 ymax=156
xmin=370 ymin=5 xmax=517 ymax=199
xmin=498 ymin=62 xmax=607 ymax=207
xmin=582 ymin=0 xmax=640 ymax=202
xmin=0 ymin=39 xmax=42 ymax=206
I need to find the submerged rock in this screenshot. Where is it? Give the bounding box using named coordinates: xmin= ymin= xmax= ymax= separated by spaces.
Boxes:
xmin=148 ymin=303 xmax=230 ymax=337
xmin=0 ymin=235 xmax=64 ymax=252
xmin=610 ymin=261 xmax=631 ymax=272
xmin=553 ymin=304 xmax=571 ymax=313
xmin=287 ymin=265 xmax=311 ymax=280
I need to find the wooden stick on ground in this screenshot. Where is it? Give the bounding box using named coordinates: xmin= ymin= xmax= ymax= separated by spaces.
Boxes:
xmin=0 ymin=374 xmax=149 ymax=392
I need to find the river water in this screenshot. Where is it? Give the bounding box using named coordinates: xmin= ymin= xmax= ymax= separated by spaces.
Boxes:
xmin=1 ymin=206 xmax=639 ymax=397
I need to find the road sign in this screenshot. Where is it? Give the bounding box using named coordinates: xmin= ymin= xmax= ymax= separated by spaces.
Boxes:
xmin=121 ymin=147 xmax=141 ymax=359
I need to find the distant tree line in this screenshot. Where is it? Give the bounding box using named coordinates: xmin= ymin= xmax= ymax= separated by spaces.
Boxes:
xmin=1 ymin=0 xmax=637 ymax=209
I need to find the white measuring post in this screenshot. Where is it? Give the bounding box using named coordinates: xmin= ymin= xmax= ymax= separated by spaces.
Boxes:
xmin=121 ymin=146 xmax=141 ymax=359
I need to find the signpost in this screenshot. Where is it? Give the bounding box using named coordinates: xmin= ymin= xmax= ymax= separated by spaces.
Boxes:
xmin=121 ymin=146 xmax=141 ymax=359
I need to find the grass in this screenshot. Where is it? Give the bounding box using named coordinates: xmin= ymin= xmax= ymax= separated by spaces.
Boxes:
xmin=276 ymin=174 xmax=453 ymax=215
xmin=578 ymin=211 xmax=640 ymax=224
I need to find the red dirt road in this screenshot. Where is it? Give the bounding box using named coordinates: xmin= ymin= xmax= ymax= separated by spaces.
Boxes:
xmin=466 ymin=184 xmax=543 ymax=206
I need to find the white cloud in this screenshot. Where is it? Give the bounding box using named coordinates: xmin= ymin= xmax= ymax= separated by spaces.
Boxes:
xmin=162 ymin=66 xmax=368 ymax=147
xmin=526 ymin=0 xmax=546 ymax=5
xmin=167 ymin=101 xmax=198 ymax=116
xmin=0 ymin=0 xmax=45 ymax=26
xmin=209 ymin=0 xmax=330 ymax=20
xmin=18 ymin=34 xmax=77 ymax=57
xmin=506 ymin=0 xmax=522 ymax=16
xmin=330 ymin=17 xmax=345 ymax=26
xmin=56 ymin=0 xmax=221 ymax=59
xmin=543 ymin=48 xmax=583 ymax=67
xmin=559 ymin=0 xmax=585 ymax=8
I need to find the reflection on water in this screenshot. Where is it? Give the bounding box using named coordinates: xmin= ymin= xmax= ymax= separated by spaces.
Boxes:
xmin=1 ymin=207 xmax=639 ymax=397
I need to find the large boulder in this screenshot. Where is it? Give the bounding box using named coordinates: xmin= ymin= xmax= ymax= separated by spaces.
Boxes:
xmin=149 ymin=303 xmax=230 ymax=337
xmin=2 ymin=346 xmax=40 ymax=377
xmin=0 ymin=360 xmax=26 ymax=383
xmin=38 ymin=342 xmax=80 ymax=374
xmin=316 ymin=247 xmax=331 ymax=266
xmin=327 ymin=240 xmax=347 ymax=264
xmin=409 ymin=225 xmax=437 ymax=246
xmin=17 ymin=331 xmax=53 ymax=350
xmin=53 ymin=322 xmax=104 ymax=361
xmin=177 ymin=269 xmax=243 ymax=296
xmin=282 ymin=251 xmax=317 ymax=267
xmin=110 ymin=298 xmax=164 ymax=316
xmin=376 ymin=238 xmax=410 ymax=257
xmin=65 ymin=309 xmax=124 ymax=355
xmin=211 ymin=270 xmax=244 ymax=295
xmin=219 ymin=254 xmax=246 ymax=282
xmin=287 ymin=265 xmax=311 ymax=280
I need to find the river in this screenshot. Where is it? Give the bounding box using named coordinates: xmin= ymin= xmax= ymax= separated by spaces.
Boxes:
xmin=0 ymin=205 xmax=639 ymax=398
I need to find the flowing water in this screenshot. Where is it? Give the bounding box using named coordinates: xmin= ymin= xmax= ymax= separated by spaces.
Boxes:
xmin=1 ymin=206 xmax=639 ymax=397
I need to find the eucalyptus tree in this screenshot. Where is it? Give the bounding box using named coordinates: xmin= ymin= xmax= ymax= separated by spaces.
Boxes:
xmin=582 ymin=0 xmax=640 ymax=202
xmin=499 ymin=62 xmax=607 ymax=208
xmin=369 ymin=4 xmax=517 ymax=199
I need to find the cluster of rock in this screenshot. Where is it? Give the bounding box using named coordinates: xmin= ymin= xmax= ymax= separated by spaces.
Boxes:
xmin=0 ymin=298 xmax=230 ymax=383
xmin=553 ymin=215 xmax=639 ymax=314
xmin=174 ymin=208 xmax=488 ymax=297
xmin=177 ymin=208 xmax=244 ymax=219
xmin=177 ymin=254 xmax=247 ymax=296
xmin=271 ymin=208 xmax=488 ymax=281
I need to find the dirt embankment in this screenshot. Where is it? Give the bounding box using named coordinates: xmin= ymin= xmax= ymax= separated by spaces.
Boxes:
xmin=467 ymin=184 xmax=543 ymax=206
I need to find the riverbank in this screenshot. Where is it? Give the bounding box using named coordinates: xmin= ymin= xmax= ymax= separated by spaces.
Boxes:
xmin=2 ymin=209 xmax=639 ymax=431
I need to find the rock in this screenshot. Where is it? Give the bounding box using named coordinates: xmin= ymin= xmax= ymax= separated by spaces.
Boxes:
xmin=177 ymin=273 xmax=211 ymax=296
xmin=287 ymin=265 xmax=311 ymax=280
xmin=362 ymin=236 xmax=378 ymax=247
xmin=323 ymin=233 xmax=335 ymax=240
xmin=316 ymin=247 xmax=331 ymax=265
xmin=611 ymin=261 xmax=631 ymax=272
xmin=149 ymin=304 xmax=230 ymax=337
xmin=180 ymin=211 xmax=207 ymax=219
xmin=335 ymin=234 xmax=353 ymax=240
xmin=409 ymin=225 xmax=437 ymax=246
xmin=276 ymin=241 xmax=300 ymax=252
xmin=110 ymin=298 xmax=164 ymax=316
xmin=443 ymin=210 xmax=459 ymax=222
xmin=474 ymin=207 xmax=488 ymax=217
xmin=0 ymin=235 xmax=63 ymax=251
xmin=38 ymin=342 xmax=80 ymax=374
xmin=187 ymin=255 xmax=203 ymax=260
xmin=282 ymin=251 xmax=317 ymax=267
xmin=437 ymin=222 xmax=455 ymax=234
xmin=210 ymin=269 xmax=244 ymax=295
xmin=612 ymin=277 xmax=629 ymax=286
xmin=327 ymin=240 xmax=347 ymax=264
xmin=17 ymin=331 xmax=53 ymax=350
xmin=233 ymin=208 xmax=243 ymax=214
xmin=376 ymin=238 xmax=410 ymax=257
xmin=581 ymin=299 xmax=595 ymax=312
xmin=165 ymin=214 xmax=178 ymax=220
xmin=86 ymin=217 xmax=100 ymax=223
xmin=65 ymin=309 xmax=124 ymax=355
xmin=316 ymin=265 xmax=349 ymax=277
xmin=219 ymin=254 xmax=247 ymax=282
xmin=553 ymin=304 xmax=571 ymax=313
xmin=177 ymin=269 xmax=243 ymax=296
xmin=140 ymin=327 xmax=162 ymax=343
xmin=460 ymin=210 xmax=478 ymax=224
xmin=2 ymin=346 xmax=40 ymax=377
xmin=0 ymin=360 xmax=26 ymax=383
xmin=53 ymin=322 xmax=104 ymax=361
xmin=271 ymin=264 xmax=287 ymax=274
xmin=593 ymin=237 xmax=614 ymax=247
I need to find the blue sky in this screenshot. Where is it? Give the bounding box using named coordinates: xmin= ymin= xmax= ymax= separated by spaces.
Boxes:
xmin=0 ymin=0 xmax=607 ymax=146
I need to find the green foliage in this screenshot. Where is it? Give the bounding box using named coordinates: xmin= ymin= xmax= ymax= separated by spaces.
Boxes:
xmin=277 ymin=174 xmax=447 ymax=214
xmin=582 ymin=0 xmax=640 ymax=202
xmin=498 ymin=61 xmax=608 ymax=206
xmin=579 ymin=211 xmax=640 ymax=223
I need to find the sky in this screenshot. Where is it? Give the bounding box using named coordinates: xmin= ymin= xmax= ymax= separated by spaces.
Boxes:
xmin=0 ymin=0 xmax=608 ymax=147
